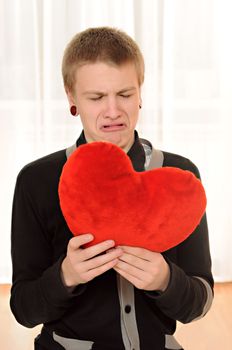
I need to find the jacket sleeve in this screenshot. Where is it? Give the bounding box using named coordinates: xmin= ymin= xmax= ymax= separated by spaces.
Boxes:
xmin=145 ymin=159 xmax=214 ymax=324
xmin=10 ymin=168 xmax=86 ymax=328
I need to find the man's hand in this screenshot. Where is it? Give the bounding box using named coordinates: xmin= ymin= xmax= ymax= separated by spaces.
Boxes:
xmin=113 ymin=246 xmax=170 ymax=292
xmin=61 ymin=234 xmax=123 ymax=288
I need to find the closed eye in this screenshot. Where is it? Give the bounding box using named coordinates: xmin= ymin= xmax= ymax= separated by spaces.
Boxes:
xmin=89 ymin=96 xmax=103 ymax=101
xmin=120 ymin=94 xmax=132 ymax=98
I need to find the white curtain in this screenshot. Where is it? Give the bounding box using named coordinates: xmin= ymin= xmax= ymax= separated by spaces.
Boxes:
xmin=0 ymin=0 xmax=231 ymax=283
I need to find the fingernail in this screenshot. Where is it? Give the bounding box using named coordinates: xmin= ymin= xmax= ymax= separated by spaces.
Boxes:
xmin=86 ymin=234 xmax=94 ymax=241
xmin=107 ymin=240 xmax=115 ymax=245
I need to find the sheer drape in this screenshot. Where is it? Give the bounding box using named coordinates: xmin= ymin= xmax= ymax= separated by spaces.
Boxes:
xmin=0 ymin=0 xmax=231 ymax=282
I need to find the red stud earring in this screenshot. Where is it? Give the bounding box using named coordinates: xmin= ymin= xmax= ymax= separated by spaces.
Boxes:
xmin=70 ymin=105 xmax=77 ymax=116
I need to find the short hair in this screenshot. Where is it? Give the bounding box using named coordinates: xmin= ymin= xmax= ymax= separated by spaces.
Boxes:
xmin=62 ymin=26 xmax=145 ymax=92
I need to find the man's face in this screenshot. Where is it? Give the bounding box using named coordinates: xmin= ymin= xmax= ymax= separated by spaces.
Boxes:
xmin=67 ymin=62 xmax=142 ymax=152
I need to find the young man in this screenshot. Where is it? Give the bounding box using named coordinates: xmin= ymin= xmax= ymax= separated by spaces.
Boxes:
xmin=10 ymin=27 xmax=213 ymax=350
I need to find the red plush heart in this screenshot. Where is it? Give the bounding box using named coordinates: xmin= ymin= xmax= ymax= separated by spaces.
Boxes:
xmin=58 ymin=142 xmax=206 ymax=252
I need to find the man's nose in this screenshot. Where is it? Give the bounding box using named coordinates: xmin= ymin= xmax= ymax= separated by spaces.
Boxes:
xmin=104 ymin=98 xmax=121 ymax=119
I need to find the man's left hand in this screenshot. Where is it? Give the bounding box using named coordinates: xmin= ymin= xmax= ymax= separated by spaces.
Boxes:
xmin=113 ymin=246 xmax=170 ymax=292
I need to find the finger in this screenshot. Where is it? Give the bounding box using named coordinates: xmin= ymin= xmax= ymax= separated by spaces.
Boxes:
xmin=85 ymin=258 xmax=119 ymax=280
xmin=68 ymin=234 xmax=94 ymax=251
xmin=119 ymin=246 xmax=155 ymax=261
xmin=114 ymin=266 xmax=144 ymax=288
xmin=115 ymin=259 xmax=146 ymax=279
xmin=118 ymin=252 xmax=148 ymax=270
xmin=79 ymin=240 xmax=116 ymax=261
xmin=85 ymin=248 xmax=123 ymax=270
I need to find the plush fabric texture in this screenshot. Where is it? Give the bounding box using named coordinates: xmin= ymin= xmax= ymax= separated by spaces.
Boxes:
xmin=58 ymin=142 xmax=206 ymax=252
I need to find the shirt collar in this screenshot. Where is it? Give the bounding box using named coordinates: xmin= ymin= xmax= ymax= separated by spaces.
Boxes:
xmin=76 ymin=130 xmax=145 ymax=172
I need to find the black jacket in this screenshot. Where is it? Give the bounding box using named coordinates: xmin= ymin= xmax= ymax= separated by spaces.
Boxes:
xmin=10 ymin=131 xmax=213 ymax=350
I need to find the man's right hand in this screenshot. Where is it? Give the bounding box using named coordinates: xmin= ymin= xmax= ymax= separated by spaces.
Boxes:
xmin=61 ymin=234 xmax=122 ymax=288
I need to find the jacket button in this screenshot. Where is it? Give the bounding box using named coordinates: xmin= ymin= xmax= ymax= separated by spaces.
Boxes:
xmin=125 ymin=305 xmax=131 ymax=313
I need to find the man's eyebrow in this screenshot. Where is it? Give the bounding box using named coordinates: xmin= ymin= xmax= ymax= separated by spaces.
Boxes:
xmin=117 ymin=87 xmax=137 ymax=94
xmin=82 ymin=87 xmax=137 ymax=95
xmin=82 ymin=91 xmax=105 ymax=96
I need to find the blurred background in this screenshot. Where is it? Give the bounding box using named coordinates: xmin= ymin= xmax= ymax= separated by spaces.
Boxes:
xmin=1 ymin=0 xmax=231 ymax=284
xmin=1 ymin=1 xmax=232 ymax=349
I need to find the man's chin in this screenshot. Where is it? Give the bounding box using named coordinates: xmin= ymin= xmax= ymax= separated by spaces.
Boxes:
xmin=86 ymin=130 xmax=134 ymax=152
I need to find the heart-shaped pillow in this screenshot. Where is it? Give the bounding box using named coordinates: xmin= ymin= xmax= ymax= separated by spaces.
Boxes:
xmin=58 ymin=142 xmax=206 ymax=252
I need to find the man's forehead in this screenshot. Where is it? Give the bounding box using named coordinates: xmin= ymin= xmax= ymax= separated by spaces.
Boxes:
xmin=74 ymin=62 xmax=139 ymax=91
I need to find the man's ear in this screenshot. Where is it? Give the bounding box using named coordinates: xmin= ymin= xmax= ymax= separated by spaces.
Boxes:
xmin=65 ymin=89 xmax=79 ymax=115
xmin=139 ymin=89 xmax=142 ymax=109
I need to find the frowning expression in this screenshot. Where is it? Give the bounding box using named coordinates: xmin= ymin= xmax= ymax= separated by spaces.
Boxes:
xmin=67 ymin=62 xmax=142 ymax=152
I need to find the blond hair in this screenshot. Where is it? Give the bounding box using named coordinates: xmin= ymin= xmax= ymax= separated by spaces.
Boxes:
xmin=62 ymin=27 xmax=145 ymax=92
